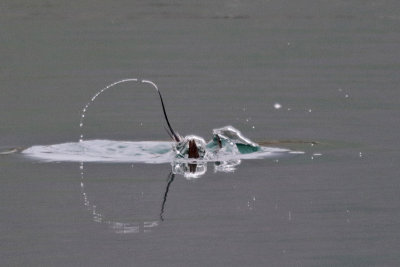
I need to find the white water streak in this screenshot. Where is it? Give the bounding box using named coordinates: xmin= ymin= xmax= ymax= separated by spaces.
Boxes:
xmin=22 ymin=140 xmax=290 ymax=163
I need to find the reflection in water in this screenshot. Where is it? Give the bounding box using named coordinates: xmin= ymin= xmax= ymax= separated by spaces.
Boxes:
xmin=79 ymin=160 xmax=245 ymax=234
xmin=22 ymin=140 xmax=305 ymax=234
xmin=160 ymin=172 xmax=175 ymax=221
xmin=214 ymin=160 xmax=241 ymax=173
xmin=80 ymin=162 xmax=160 ymax=234
xmin=171 ymin=160 xmax=241 ymax=178
xmin=75 ymin=143 xmax=304 ymax=233
xmin=172 ymin=162 xmax=207 ymax=179
xmin=80 ymin=163 xmax=185 ymax=234
xmin=78 ymin=149 xmax=302 ymax=233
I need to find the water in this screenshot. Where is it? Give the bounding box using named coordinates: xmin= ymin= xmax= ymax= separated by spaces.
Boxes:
xmin=22 ymin=139 xmax=293 ymax=164
xmin=1 ymin=1 xmax=400 ymax=266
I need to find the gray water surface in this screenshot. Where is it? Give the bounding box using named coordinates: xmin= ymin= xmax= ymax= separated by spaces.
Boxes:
xmin=1 ymin=1 xmax=400 ymax=266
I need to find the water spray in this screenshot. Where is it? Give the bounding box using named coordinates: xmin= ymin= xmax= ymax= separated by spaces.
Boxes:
xmin=79 ymin=78 xmax=180 ymax=142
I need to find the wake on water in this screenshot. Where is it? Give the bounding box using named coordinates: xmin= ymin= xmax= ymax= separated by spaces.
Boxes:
xmin=22 ymin=139 xmax=295 ymax=163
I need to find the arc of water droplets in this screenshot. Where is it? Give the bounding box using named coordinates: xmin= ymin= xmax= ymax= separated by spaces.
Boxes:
xmin=79 ymin=78 xmax=158 ymax=142
xmin=80 ymin=161 xmax=148 ymax=234
xmin=78 ymin=78 xmax=161 ymax=233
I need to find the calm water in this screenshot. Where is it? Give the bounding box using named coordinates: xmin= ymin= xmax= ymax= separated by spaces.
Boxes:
xmin=1 ymin=1 xmax=400 ymax=266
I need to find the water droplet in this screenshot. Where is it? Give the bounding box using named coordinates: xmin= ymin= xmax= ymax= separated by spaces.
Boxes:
xmin=252 ymin=126 xmax=255 ymax=129
xmin=274 ymin=103 xmax=282 ymax=109
xmin=79 ymin=123 xmax=83 ymax=127
xmin=345 ymin=94 xmax=349 ymax=98
xmin=308 ymin=109 xmax=312 ymax=113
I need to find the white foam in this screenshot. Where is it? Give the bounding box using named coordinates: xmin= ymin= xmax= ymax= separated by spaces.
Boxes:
xmin=23 ymin=140 xmax=174 ymax=163
xmin=22 ymin=139 xmax=292 ymax=163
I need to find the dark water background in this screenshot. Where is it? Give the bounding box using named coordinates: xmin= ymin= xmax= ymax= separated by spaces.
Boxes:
xmin=1 ymin=1 xmax=400 ymax=266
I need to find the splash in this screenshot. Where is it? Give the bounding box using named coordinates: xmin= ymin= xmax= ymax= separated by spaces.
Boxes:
xmin=22 ymin=138 xmax=292 ymax=163
xmin=20 ymin=79 xmax=307 ymax=233
xmin=80 ymin=78 xmax=135 ymax=142
xmin=79 ymin=78 xmax=180 ymax=143
xmin=22 ymin=125 xmax=302 ymax=178
xmin=21 ymin=79 xmax=304 ymax=177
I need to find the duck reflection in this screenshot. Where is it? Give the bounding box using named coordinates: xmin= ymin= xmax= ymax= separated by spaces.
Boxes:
xmin=80 ymin=162 xmax=160 ymax=234
xmin=171 ymin=160 xmax=241 ymax=179
xmin=171 ymin=162 xmax=207 ymax=179
xmin=80 ymin=159 xmax=243 ymax=234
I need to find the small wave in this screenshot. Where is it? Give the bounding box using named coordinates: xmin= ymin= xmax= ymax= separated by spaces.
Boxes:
xmin=22 ymin=139 xmax=293 ymax=163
